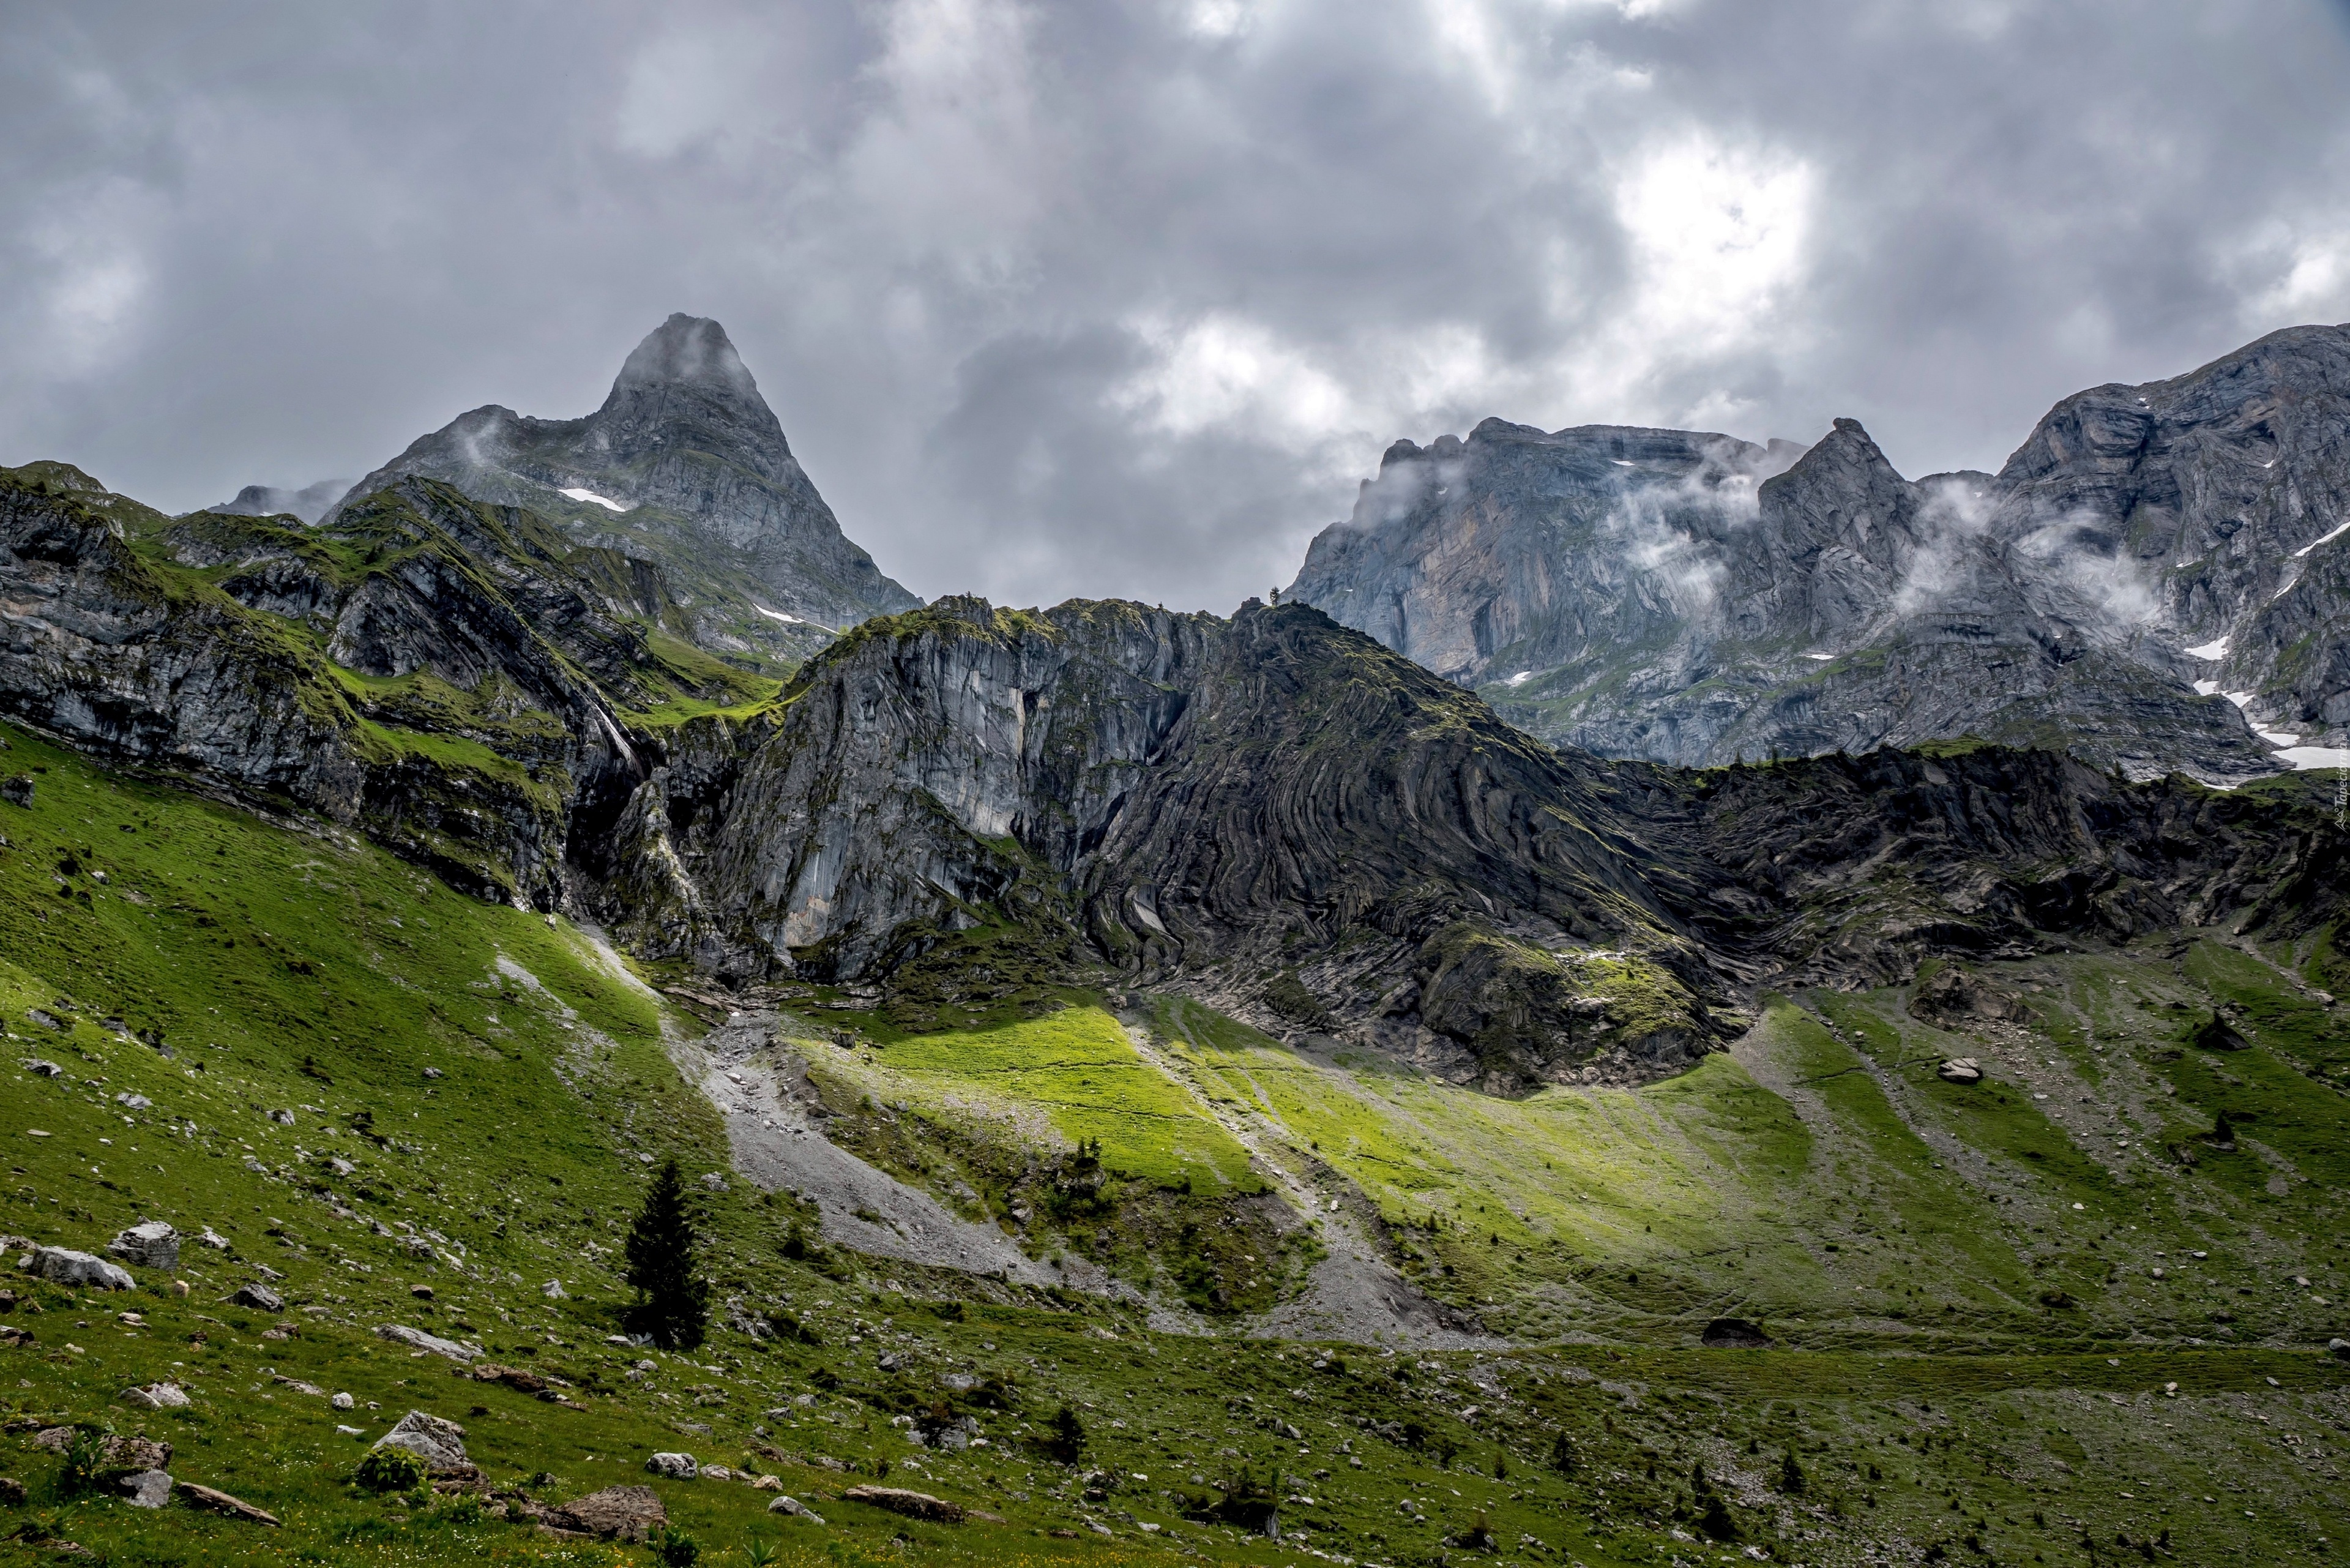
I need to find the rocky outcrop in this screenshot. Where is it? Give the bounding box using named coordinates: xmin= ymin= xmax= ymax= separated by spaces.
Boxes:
xmin=591 ymin=598 xmax=1729 ymax=1088
xmin=0 ymin=466 xmax=598 ymax=905
xmin=338 ymin=315 xmax=919 ymax=665
xmin=1286 ymin=327 xmax=2350 ymax=781
xmin=603 ymin=597 xmax=2342 ymax=1091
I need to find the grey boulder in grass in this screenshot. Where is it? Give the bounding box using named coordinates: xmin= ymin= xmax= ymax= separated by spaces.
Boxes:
xmin=108 ymin=1220 xmax=179 ymax=1272
xmin=549 ymin=1484 xmax=668 ymax=1542
xmin=370 ymin=1411 xmax=476 ymax=1476
xmin=375 ymin=1323 xmax=481 ymax=1361
xmin=27 ymin=1247 xmax=133 ymax=1291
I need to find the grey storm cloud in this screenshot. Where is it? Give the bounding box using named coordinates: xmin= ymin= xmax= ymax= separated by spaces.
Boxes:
xmin=4 ymin=0 xmax=2349 ymax=613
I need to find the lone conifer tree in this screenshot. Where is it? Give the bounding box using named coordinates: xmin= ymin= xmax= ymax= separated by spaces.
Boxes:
xmin=624 ymin=1158 xmax=710 ymax=1350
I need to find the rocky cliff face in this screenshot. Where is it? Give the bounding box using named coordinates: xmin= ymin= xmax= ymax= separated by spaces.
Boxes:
xmin=1991 ymin=323 xmax=2350 ymax=745
xmin=0 ymin=465 xmax=586 ymax=903
xmin=4 ymin=459 xmax=2338 ymax=1102
xmin=592 ymin=598 xmax=1734 ymax=1092
xmin=590 ymin=598 xmax=2342 ymax=1096
xmin=340 ymin=314 xmax=919 ymax=668
xmin=1288 ymin=325 xmax=2350 ymax=780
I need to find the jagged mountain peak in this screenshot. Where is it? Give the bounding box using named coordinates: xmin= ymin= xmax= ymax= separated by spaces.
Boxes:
xmin=333 ymin=315 xmax=919 ymax=655
xmin=608 ymin=312 xmax=762 ymax=401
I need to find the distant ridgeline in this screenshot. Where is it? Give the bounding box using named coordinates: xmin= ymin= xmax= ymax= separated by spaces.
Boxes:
xmin=1289 ymin=324 xmax=2350 ymax=785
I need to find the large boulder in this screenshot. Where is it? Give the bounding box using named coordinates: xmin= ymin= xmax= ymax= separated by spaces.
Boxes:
xmin=26 ymin=1247 xmax=134 ymax=1291
xmin=550 ymin=1484 xmax=668 ymax=1542
xmin=1700 ymin=1317 xmax=1774 ymax=1348
xmin=370 ymin=1411 xmax=474 ymax=1476
xmin=2195 ymin=1012 xmax=2251 ymax=1051
xmin=108 ymin=1220 xmax=179 ymax=1272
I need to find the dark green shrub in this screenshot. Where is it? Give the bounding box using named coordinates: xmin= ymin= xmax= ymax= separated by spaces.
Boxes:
xmin=1043 ymin=1403 xmax=1087 ymax=1463
xmin=355 ymin=1445 xmax=429 ymax=1493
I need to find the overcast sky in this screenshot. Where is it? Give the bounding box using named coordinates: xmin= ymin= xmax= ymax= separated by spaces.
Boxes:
xmin=5 ymin=1 xmax=2349 ymax=611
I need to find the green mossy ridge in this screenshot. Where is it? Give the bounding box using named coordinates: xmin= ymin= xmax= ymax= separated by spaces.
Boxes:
xmin=808 ymin=1004 xmax=1257 ymax=1192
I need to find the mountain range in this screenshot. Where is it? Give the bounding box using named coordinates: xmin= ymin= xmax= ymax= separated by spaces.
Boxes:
xmin=1289 ymin=323 xmax=2350 ymax=782
xmin=0 ymin=315 xmax=2344 ymax=1564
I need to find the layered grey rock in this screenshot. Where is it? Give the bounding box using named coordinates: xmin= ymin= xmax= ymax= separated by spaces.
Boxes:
xmin=108 ymin=1220 xmax=178 ymax=1272
xmin=599 ymin=597 xmax=2344 ymax=1093
xmin=371 ymin=1410 xmax=474 ymax=1473
xmin=338 ymin=315 xmax=919 ymax=665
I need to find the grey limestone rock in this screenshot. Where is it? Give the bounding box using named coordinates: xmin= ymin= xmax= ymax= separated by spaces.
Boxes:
xmin=118 ymin=1383 xmax=190 ymax=1410
xmin=371 ymin=1409 xmax=474 ymax=1474
xmin=27 ymin=1246 xmax=134 ymax=1291
xmin=375 ymin=1323 xmax=481 ymax=1361
xmin=108 ymin=1219 xmax=178 ymax=1272
xmin=552 ymin=1483 xmax=668 ymax=1541
xmin=118 ymin=1469 xmax=173 ymax=1508
xmin=645 ymin=1451 xmax=699 ymax=1479
xmin=228 ymin=1282 xmax=283 ymax=1310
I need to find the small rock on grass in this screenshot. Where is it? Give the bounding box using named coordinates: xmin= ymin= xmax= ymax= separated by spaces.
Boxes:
xmin=841 ymin=1485 xmax=966 ymax=1523
xmin=371 ymin=1411 xmax=476 ymax=1476
xmin=119 ymin=1383 xmax=191 ymax=1410
xmin=119 ymin=1469 xmax=172 ymax=1509
xmin=768 ymin=1494 xmax=826 ymax=1525
xmin=375 ymin=1323 xmax=480 ymax=1361
xmin=1937 ymin=1057 xmax=1983 ymax=1084
xmin=644 ymin=1452 xmax=698 ymax=1480
xmin=178 ymin=1482 xmax=280 ymax=1526
xmin=226 ymin=1283 xmax=283 ymax=1312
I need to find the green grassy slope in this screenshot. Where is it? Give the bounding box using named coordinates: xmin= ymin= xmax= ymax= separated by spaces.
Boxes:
xmin=0 ymin=722 xmax=2344 ymax=1566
